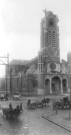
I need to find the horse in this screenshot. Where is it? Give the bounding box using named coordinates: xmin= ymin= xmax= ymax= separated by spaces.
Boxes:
xmin=42 ymin=98 xmax=50 ymax=106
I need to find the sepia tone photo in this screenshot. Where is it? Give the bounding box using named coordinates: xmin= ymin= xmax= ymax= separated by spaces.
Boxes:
xmin=0 ymin=0 xmax=71 ymax=135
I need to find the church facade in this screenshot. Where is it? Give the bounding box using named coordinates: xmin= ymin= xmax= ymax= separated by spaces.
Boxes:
xmin=38 ymin=10 xmax=70 ymax=95
xmin=7 ymin=10 xmax=71 ymax=95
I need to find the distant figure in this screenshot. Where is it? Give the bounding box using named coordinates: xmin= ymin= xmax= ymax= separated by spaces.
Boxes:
xmin=27 ymin=99 xmax=31 ymax=106
xmin=20 ymin=103 xmax=23 ymax=111
xmin=16 ymin=105 xmax=20 ymax=114
xmin=9 ymin=103 xmax=13 ymax=111
xmin=13 ymin=105 xmax=20 ymax=118
xmin=42 ymin=97 xmax=46 ymax=106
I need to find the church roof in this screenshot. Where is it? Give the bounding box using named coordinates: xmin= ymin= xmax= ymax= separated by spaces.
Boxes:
xmin=10 ymin=57 xmax=38 ymax=66
xmin=10 ymin=59 xmax=29 ymax=65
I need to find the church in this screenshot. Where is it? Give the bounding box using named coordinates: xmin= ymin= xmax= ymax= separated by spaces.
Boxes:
xmin=7 ymin=10 xmax=71 ymax=95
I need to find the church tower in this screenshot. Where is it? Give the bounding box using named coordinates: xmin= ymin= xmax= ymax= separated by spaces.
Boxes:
xmin=40 ymin=10 xmax=60 ymax=62
xmin=38 ymin=10 xmax=60 ymax=95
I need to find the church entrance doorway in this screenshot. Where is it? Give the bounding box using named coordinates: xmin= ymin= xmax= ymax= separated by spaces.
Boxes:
xmin=51 ymin=76 xmax=61 ymax=94
xmin=62 ymin=79 xmax=67 ymax=93
xmin=45 ymin=79 xmax=50 ymax=94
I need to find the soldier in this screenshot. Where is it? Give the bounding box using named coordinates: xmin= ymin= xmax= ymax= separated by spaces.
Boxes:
xmin=9 ymin=103 xmax=13 ymax=110
xmin=27 ymin=99 xmax=31 ymax=106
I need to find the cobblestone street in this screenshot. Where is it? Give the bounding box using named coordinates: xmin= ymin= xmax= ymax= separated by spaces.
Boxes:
xmin=0 ymin=98 xmax=71 ymax=135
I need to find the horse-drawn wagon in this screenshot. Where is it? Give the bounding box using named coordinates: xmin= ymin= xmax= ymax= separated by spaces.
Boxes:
xmin=27 ymin=98 xmax=50 ymax=109
xmin=53 ymin=96 xmax=70 ymax=110
xmin=0 ymin=94 xmax=8 ymax=101
xmin=2 ymin=103 xmax=23 ymax=120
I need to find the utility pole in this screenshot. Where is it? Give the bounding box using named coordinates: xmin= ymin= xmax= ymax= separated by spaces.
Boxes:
xmin=20 ymin=73 xmax=22 ymax=94
xmin=27 ymin=75 xmax=29 ymax=96
xmin=68 ymin=74 xmax=71 ymax=118
xmin=0 ymin=53 xmax=9 ymax=98
xmin=6 ymin=53 xmax=9 ymax=96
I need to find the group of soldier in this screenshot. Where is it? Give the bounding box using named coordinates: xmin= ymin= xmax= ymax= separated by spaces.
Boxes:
xmin=9 ymin=103 xmax=23 ymax=112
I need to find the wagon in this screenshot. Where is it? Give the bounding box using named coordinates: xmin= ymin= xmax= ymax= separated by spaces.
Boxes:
xmin=2 ymin=105 xmax=23 ymax=120
xmin=27 ymin=98 xmax=50 ymax=109
xmin=53 ymin=96 xmax=70 ymax=110
xmin=12 ymin=95 xmax=20 ymax=100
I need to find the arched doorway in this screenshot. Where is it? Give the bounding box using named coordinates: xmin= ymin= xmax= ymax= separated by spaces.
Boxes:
xmin=51 ymin=76 xmax=61 ymax=94
xmin=62 ymin=79 xmax=67 ymax=93
xmin=45 ymin=79 xmax=50 ymax=94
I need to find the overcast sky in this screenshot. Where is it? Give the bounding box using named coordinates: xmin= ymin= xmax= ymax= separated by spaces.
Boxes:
xmin=0 ymin=0 xmax=71 ymax=77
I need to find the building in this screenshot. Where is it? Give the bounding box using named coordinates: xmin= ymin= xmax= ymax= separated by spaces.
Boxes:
xmin=7 ymin=10 xmax=71 ymax=96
